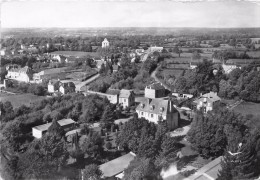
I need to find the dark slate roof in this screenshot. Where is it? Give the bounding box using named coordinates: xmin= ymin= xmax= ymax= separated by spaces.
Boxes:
xmin=136 ymin=98 xmax=178 ymax=116
xmin=146 ymin=82 xmax=165 ymax=90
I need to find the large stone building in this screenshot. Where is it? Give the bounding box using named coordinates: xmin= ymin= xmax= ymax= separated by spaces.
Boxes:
xmin=5 ymin=66 xmax=33 ymax=83
xmin=145 ymin=82 xmax=166 ymax=99
xmin=136 ymin=98 xmax=179 ymax=130
xmin=102 ymin=38 xmax=109 ymax=48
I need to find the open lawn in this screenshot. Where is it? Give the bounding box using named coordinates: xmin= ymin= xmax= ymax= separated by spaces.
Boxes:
xmin=233 ymin=101 xmax=260 ymax=117
xmin=159 ymin=68 xmax=185 ymax=78
xmin=247 ymin=51 xmax=260 ymax=58
xmin=0 ymin=93 xmax=46 ymax=108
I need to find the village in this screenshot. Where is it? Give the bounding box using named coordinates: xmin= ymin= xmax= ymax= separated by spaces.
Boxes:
xmin=1 ymin=28 xmax=260 ymax=180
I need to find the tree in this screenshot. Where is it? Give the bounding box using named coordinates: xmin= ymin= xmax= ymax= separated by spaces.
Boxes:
xmin=100 ymin=104 xmax=115 ymax=129
xmin=82 ymin=164 xmax=103 ymax=180
xmin=47 ymin=119 xmax=65 ymax=137
xmin=173 ymin=46 xmax=182 ymax=57
xmin=81 ymin=131 xmax=103 ymax=158
xmin=187 ymin=109 xmax=247 ymax=158
xmin=218 ymin=134 xmax=260 ymax=180
xmin=124 ymin=157 xmax=161 ymax=180
xmin=192 ymin=51 xmax=201 ymax=60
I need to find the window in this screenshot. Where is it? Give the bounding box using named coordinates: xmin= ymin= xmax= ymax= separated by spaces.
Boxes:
xmin=151 ymin=114 xmax=154 ymax=118
xmin=141 ymin=112 xmax=144 ymax=116
xmin=124 ymin=99 xmax=126 ymax=102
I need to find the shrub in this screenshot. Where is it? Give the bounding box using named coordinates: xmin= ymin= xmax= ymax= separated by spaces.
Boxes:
xmin=106 ymin=142 xmax=112 ymax=150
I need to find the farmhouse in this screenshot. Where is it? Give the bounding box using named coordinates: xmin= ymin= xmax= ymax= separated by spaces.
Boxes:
xmin=32 ymin=119 xmax=76 ymax=138
xmin=136 ymin=98 xmax=179 ymax=130
xmin=106 ymin=89 xmax=120 ymax=104
xmin=6 ymin=66 xmax=33 ymax=83
xmin=193 ymin=91 xmax=221 ymax=113
xmin=99 ymin=152 xmax=136 ymax=179
xmin=119 ymin=89 xmax=135 ymax=109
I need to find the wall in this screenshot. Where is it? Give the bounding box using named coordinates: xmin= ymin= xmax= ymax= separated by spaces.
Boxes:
xmin=32 ymin=128 xmax=42 ymax=138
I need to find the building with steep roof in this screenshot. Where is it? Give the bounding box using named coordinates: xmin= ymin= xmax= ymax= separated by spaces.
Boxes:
xmin=119 ymin=89 xmax=135 ymax=109
xmin=193 ymin=91 xmax=221 ymax=113
xmin=136 ymin=98 xmax=179 ymax=130
xmin=145 ymin=82 xmax=166 ymax=99
xmin=106 ymin=89 xmax=120 ymax=104
xmin=102 ymin=38 xmax=109 ymax=48
xmin=6 ymin=66 xmax=32 ymax=83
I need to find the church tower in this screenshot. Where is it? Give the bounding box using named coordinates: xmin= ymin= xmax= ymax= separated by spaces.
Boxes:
xmin=102 ymin=38 xmax=109 ymax=48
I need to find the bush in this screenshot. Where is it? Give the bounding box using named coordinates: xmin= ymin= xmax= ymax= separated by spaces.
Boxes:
xmin=106 ymin=142 xmax=112 ymax=150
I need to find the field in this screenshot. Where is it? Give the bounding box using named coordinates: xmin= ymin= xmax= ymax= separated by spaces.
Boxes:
xmin=247 ymin=51 xmax=260 ymax=58
xmin=0 ymin=93 xmax=46 ymax=108
xmin=50 ymin=51 xmax=101 ymax=58
xmin=233 ymin=101 xmax=260 ymax=117
xmin=160 ymin=69 xmax=185 ymax=78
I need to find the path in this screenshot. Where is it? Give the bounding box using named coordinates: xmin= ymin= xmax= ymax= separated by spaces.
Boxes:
xmin=75 ymin=73 xmax=100 ymax=92
xmin=151 ymin=66 xmax=172 ymax=91
xmin=227 ymin=99 xmax=244 ymax=110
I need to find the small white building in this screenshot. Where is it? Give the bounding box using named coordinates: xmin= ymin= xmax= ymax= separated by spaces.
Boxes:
xmin=0 ymin=49 xmax=6 ymax=56
xmin=119 ymin=89 xmax=135 ymax=109
xmin=32 ymin=119 xmax=76 ymax=138
xmin=148 ymin=46 xmax=163 ymax=53
xmin=102 ymin=38 xmax=109 ymax=48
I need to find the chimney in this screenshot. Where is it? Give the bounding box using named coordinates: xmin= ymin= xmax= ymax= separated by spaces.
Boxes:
xmin=147 ymin=98 xmax=152 ymax=104
xmin=169 ymin=100 xmax=172 ymax=112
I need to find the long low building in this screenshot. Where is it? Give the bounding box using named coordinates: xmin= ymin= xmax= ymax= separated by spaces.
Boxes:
xmin=99 ymin=152 xmax=136 ymax=179
xmin=32 ymin=118 xmax=76 ymax=138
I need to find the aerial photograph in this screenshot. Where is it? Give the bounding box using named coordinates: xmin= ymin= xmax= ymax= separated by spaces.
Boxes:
xmin=0 ymin=0 xmax=260 ymax=180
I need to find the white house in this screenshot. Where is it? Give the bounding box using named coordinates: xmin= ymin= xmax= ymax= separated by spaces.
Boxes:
xmin=48 ymin=79 xmax=60 ymax=93
xmin=222 ymin=64 xmax=239 ymax=74
xmin=193 ymin=91 xmax=221 ymax=113
xmin=119 ymin=89 xmax=135 ymax=109
xmin=136 ymin=98 xmax=179 ymax=130
xmin=59 ymin=82 xmax=76 ymax=95
xmin=102 ymin=38 xmax=109 ymax=48
xmin=32 ymin=119 xmax=76 ymax=138
xmin=5 ymin=66 xmax=32 ymax=83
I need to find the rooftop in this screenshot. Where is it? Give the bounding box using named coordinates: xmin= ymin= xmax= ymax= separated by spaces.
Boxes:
xmin=184 ymin=156 xmax=222 ymax=180
xmin=100 ymin=152 xmax=136 ymax=178
xmin=33 ymin=119 xmax=75 ymax=131
xmin=119 ymin=89 xmax=133 ymax=98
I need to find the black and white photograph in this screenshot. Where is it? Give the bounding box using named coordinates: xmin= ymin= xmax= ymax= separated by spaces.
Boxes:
xmin=0 ymin=0 xmax=260 ymax=179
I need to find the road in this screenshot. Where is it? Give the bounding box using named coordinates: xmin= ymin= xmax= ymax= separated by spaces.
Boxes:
xmin=75 ymin=73 xmax=100 ymax=92
xmin=151 ymin=66 xmax=172 ymax=91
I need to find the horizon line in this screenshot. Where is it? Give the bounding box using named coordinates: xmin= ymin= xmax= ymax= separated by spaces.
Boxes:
xmin=3 ymin=27 xmax=260 ymax=29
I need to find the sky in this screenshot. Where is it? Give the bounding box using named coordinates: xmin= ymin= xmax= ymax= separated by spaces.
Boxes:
xmin=1 ymin=1 xmax=260 ymax=28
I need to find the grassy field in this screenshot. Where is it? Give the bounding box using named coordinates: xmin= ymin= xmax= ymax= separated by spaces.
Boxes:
xmin=160 ymin=69 xmax=185 ymax=78
xmin=233 ymin=101 xmax=260 ymax=117
xmin=0 ymin=93 xmax=46 ymax=108
xmin=247 ymin=51 xmax=260 ymax=58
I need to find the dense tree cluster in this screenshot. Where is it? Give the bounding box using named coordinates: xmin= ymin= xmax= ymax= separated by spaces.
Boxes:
xmin=187 ymin=108 xmax=249 ymax=158
xmin=219 ymin=61 xmax=260 ymax=102
xmin=116 ymin=117 xmax=184 ymax=179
